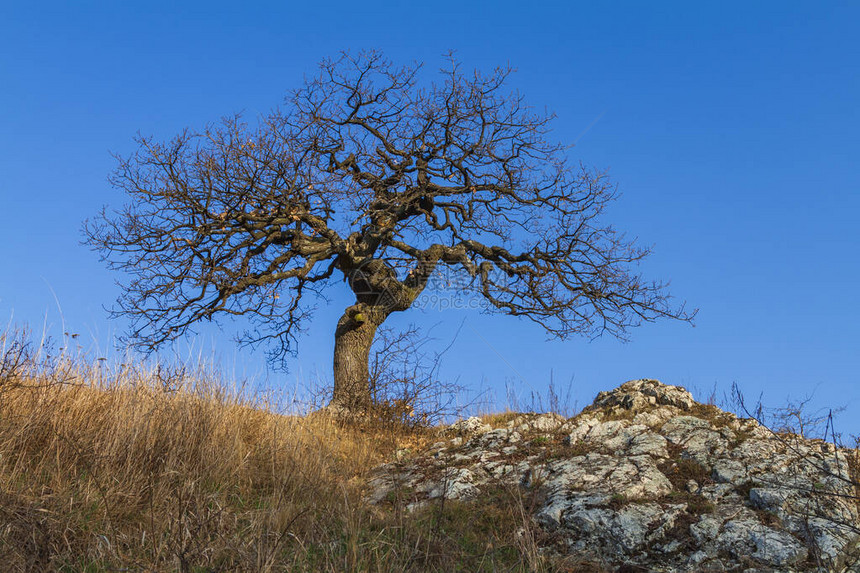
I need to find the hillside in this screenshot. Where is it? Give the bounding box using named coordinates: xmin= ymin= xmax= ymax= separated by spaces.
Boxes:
xmin=0 ymin=332 xmax=857 ymax=571
xmin=370 ymin=380 xmax=860 ymax=572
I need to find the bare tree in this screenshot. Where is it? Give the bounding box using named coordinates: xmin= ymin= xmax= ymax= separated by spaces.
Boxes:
xmin=85 ymin=51 xmax=694 ymax=412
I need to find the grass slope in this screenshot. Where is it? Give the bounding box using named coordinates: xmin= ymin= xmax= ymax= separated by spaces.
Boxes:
xmin=0 ymin=330 xmax=586 ymax=572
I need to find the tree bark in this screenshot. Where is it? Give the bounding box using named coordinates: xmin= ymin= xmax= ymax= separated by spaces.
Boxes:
xmin=331 ymin=304 xmax=387 ymax=411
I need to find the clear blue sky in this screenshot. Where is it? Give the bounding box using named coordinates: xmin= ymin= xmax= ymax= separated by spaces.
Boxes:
xmin=2 ymin=2 xmax=858 ymax=430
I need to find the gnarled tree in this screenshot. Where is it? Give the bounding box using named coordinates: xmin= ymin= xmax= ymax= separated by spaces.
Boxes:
xmin=86 ymin=52 xmax=693 ymax=412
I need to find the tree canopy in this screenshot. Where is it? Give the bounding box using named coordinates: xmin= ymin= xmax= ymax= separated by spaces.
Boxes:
xmin=86 ymin=51 xmax=694 ymax=410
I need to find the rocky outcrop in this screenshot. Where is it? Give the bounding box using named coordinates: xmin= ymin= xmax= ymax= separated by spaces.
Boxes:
xmin=368 ymin=379 xmax=860 ymax=572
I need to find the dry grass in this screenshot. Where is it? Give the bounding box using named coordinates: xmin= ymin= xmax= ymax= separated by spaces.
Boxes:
xmin=0 ymin=329 xmax=575 ymax=572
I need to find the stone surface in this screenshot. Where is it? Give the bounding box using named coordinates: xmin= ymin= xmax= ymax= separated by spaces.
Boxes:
xmin=506 ymin=412 xmax=566 ymax=433
xmin=587 ymin=378 xmax=696 ymax=413
xmin=446 ymin=416 xmax=491 ymax=436
xmin=366 ymin=378 xmax=860 ymax=572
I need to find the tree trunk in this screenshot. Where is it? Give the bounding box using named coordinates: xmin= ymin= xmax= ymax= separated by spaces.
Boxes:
xmin=331 ymin=304 xmax=386 ymax=411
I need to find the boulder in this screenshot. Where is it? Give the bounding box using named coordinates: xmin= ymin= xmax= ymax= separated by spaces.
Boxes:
xmin=366 ymin=379 xmax=860 ymax=572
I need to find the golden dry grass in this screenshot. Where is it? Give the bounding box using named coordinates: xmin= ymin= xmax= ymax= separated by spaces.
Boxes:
xmin=0 ymin=330 xmax=571 ymax=572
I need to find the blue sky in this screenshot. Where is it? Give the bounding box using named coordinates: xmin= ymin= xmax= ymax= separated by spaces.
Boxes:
xmin=1 ymin=2 xmax=858 ymax=430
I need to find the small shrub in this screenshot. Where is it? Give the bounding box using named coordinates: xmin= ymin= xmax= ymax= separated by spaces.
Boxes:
xmin=607 ymin=493 xmax=628 ymax=509
xmin=735 ymin=480 xmax=759 ymax=500
xmin=659 ymin=455 xmax=713 ymax=492
xmin=676 ymin=458 xmax=713 ymax=484
xmin=687 ymin=495 xmax=715 ymax=515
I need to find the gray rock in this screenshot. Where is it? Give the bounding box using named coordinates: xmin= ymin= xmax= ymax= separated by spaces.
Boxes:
xmin=700 ymin=482 xmax=738 ymax=502
xmin=566 ymin=418 xmax=669 ymax=457
xmin=687 ymin=550 xmax=710 ymax=566
xmin=633 ymin=406 xmax=682 ymax=428
xmin=365 ymin=464 xmax=421 ymax=504
xmin=447 ymin=416 xmax=491 ymax=436
xmin=691 ymin=515 xmax=722 ymax=545
xmin=797 ymin=516 xmax=860 ymax=568
xmin=712 ymin=459 xmax=749 ymax=484
xmin=588 ymin=378 xmax=696 ymax=413
xmin=507 ymin=412 xmax=566 ymax=433
xmin=366 ymin=378 xmax=860 ymax=572
xmin=563 ymin=502 xmax=685 ymax=554
xmin=662 ymin=416 xmax=730 ymax=463
xmin=628 ymin=430 xmax=670 ymax=457
xmin=470 ymin=428 xmax=521 ymax=448
xmin=418 ymin=467 xmax=478 ymax=500
xmin=749 ymin=487 xmax=787 ymax=512
xmin=565 ymin=416 xmax=609 ymax=443
xmin=482 ymin=460 xmax=517 ymax=479
xmin=545 ymin=453 xmax=673 ymax=499
xmin=536 ymin=492 xmax=608 ymax=529
xmin=717 ymin=519 xmax=808 ymax=568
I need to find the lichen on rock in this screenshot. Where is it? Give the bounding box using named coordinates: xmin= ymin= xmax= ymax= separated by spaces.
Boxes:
xmin=366 ymin=379 xmax=860 ymax=571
